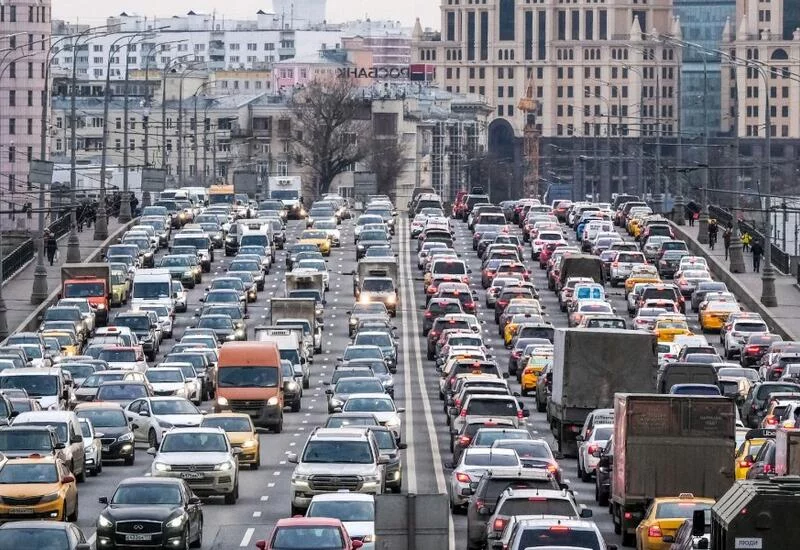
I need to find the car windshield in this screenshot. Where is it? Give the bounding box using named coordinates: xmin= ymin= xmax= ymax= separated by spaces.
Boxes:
xmin=63 ymin=282 xmax=104 ymax=297
xmin=272 ymin=527 xmax=344 ymax=549
xmin=133 ymin=282 xmax=171 ymax=299
xmin=147 ymin=370 xmax=184 ymax=383
xmin=207 ymin=292 xmax=239 ymax=303
xmin=160 ymin=431 xmax=226 ymax=452
xmin=0 ymin=528 xmax=73 ymax=549
xmin=656 ymin=502 xmax=713 ymax=519
xmin=302 ymin=441 xmax=374 ymax=464
xmin=499 ymin=498 xmax=576 ymax=518
xmin=307 ymin=500 xmax=375 ymax=522
xmin=344 ymin=397 xmax=394 ymax=412
xmin=518 ymin=528 xmax=601 ymax=549
xmin=736 ymin=322 xmax=769 ymax=332
xmin=199 ymin=317 xmax=233 ymax=329
xmin=217 ymin=367 xmax=278 ymax=388
xmin=161 ymin=256 xmax=190 ymax=267
xmin=152 ymin=399 xmax=199 ymax=415
xmin=467 ymin=399 xmax=517 ymax=416
xmin=201 ymin=417 xmax=252 ymax=432
xmin=0 ymin=431 xmax=52 ymax=451
xmin=355 ymin=334 xmax=392 ymax=348
xmin=0 ymin=375 xmax=58 ymax=397
xmin=335 ymin=380 xmax=383 ymax=394
xmin=0 ymin=462 xmax=58 ymax=484
xmin=362 ymin=279 xmax=394 ymax=292
xmin=112 ymin=484 xmax=182 ymax=505
xmin=99 ymin=349 xmax=137 ymax=362
xmin=463 ymin=452 xmax=520 ymax=466
xmin=76 ymin=409 xmax=128 ymax=427
xmin=97 ymin=384 xmax=147 ymax=400
xmin=344 ymin=347 xmax=383 ymax=361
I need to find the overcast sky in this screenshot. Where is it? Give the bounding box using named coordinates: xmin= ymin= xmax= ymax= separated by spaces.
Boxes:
xmin=53 ymin=0 xmax=442 ymax=30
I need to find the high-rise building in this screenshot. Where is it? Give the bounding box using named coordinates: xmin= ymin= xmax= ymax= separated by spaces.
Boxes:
xmin=412 ymin=0 xmax=682 ymax=198
xmin=0 ymin=0 xmax=52 ymax=223
xmin=673 ymin=0 xmax=735 ymax=138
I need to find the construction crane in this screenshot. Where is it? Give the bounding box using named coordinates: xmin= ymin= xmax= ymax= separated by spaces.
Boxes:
xmin=518 ymin=81 xmax=540 ymax=200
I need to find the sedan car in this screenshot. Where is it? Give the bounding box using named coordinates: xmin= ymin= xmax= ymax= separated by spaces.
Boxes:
xmin=96 ymin=477 xmax=203 ymax=549
xmin=341 ymin=393 xmax=404 ymax=443
xmin=0 ymin=521 xmax=90 ymax=550
xmin=448 ymin=447 xmax=521 ymax=513
xmin=577 ymin=423 xmax=613 ymax=481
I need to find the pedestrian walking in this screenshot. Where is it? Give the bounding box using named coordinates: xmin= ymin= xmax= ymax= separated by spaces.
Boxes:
xmin=44 ymin=230 xmax=58 ymax=266
xmin=689 ymin=211 xmax=697 ymax=226
xmin=742 ymin=231 xmax=752 ymax=252
xmin=708 ymin=219 xmax=719 ymax=250
xmin=751 ymin=239 xmax=764 ymax=273
xmin=723 ymin=227 xmax=732 ymax=260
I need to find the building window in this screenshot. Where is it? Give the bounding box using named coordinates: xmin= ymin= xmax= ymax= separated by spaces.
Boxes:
xmin=8 ymin=146 xmax=15 ymax=163
xmin=8 ymin=119 xmax=15 ymax=135
xmin=27 ymin=119 xmax=32 ymax=135
xmin=557 ymin=10 xmax=566 ymax=40
xmin=9 ymin=62 xmax=15 ymax=78
xmin=277 ymin=160 xmax=288 ymax=176
xmin=446 ymin=11 xmax=456 ymax=41
xmin=498 ymin=105 xmax=504 ymax=116
xmin=499 ymin=0 xmax=515 ymax=40
xmin=27 ymin=90 xmax=33 ymax=106
xmin=8 ymin=90 xmax=14 ymax=107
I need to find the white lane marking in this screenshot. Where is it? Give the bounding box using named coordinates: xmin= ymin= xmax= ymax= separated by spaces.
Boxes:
xmin=398 ymin=217 xmax=454 ymax=550
xmin=398 ymin=220 xmax=417 ymax=495
xmin=87 ymin=533 xmax=96 ymax=547
xmin=260 ymin=495 xmax=270 ymax=501
xmin=253 ymin=511 xmax=262 ymax=518
xmin=240 ymin=527 xmax=255 ymax=547
xmin=268 ymin=482 xmax=276 ymax=488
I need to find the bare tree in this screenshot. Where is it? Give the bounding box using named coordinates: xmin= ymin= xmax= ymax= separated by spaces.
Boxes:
xmin=366 ymin=135 xmax=408 ymax=202
xmin=289 ymin=78 xmax=370 ymax=198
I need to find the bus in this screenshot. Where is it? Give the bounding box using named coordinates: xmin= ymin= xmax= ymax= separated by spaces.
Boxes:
xmin=209 ymin=184 xmax=235 ymax=205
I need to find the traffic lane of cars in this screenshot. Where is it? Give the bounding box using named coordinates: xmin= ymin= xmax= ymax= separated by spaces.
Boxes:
xmin=420 ymin=218 xmax=620 ymax=548
xmin=70 ymin=219 xmax=364 ymax=549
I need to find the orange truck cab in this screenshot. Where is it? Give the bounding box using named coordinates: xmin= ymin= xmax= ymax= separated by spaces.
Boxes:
xmin=215 ymin=341 xmax=284 ymax=433
xmin=60 ymin=263 xmax=112 ymax=326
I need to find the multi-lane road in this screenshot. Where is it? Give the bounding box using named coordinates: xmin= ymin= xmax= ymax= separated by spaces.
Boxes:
xmin=71 ymin=209 xmax=728 ymax=549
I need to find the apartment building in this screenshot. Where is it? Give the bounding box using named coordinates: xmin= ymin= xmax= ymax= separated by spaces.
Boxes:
xmin=0 ymin=0 xmax=51 ymax=223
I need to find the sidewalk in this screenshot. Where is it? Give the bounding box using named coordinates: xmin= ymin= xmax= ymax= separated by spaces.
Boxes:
xmin=2 ymin=219 xmax=125 ymax=333
xmin=674 ymin=222 xmax=800 ymax=340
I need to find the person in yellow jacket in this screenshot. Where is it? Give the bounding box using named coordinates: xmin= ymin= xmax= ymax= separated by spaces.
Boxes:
xmin=741 ymin=231 xmax=752 ymax=252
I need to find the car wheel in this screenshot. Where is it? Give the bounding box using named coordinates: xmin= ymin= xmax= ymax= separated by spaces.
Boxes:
xmin=224 ymin=483 xmax=239 ymax=505
xmin=252 ymin=453 xmax=261 ymax=470
xmin=76 ymin=463 xmax=86 ymax=483
xmin=598 ymin=487 xmax=609 ymax=506
xmin=273 ymin=416 xmax=283 ymax=434
xmin=190 ymin=519 xmax=203 ymax=548
xmin=291 ymin=400 xmax=301 ymax=413
xmin=124 ymin=454 xmax=135 ymax=466
xmin=67 ymin=495 xmax=78 ymax=522
xmin=148 ymin=429 xmax=158 ymax=450
xmin=97 ymin=459 xmax=103 ymax=474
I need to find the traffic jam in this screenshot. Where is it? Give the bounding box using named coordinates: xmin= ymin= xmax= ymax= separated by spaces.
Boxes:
xmin=0 ymin=184 xmax=796 ymax=550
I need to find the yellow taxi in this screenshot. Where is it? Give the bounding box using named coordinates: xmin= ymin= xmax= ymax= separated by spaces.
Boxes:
xmin=653 ymin=316 xmax=692 ymax=343
xmin=699 ymin=300 xmax=742 ymax=332
xmin=40 ymin=330 xmax=80 ymax=356
xmin=735 ymin=432 xmax=771 ymax=480
xmin=635 ymin=494 xmax=715 ymax=550
xmin=520 ymin=353 xmax=551 ymax=395
xmin=624 ymin=267 xmax=661 ymax=295
xmin=0 ymin=455 xmax=79 ymax=522
xmin=110 ymin=270 xmax=131 ymax=306
xmin=298 ymin=229 xmax=331 ymax=255
xmin=201 ymin=412 xmax=265 ymax=469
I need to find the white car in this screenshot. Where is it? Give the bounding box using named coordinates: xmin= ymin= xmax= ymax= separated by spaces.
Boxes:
xmin=442 ymin=313 xmax=481 ymax=335
xmin=295 ymin=259 xmax=330 ymax=290
xmin=531 ymin=231 xmax=567 ymax=259
xmin=448 ymin=447 xmax=521 ymax=511
xmin=157 ymin=362 xmax=203 ymax=404
xmin=418 ymin=242 xmax=448 ymax=269
xmin=577 ymin=423 xmax=613 ymax=481
xmin=172 ymin=280 xmax=188 ymax=313
xmin=124 ymin=396 xmax=205 ymax=448
xmin=608 ymin=250 xmax=648 ymax=286
xmin=342 ymin=393 xmax=405 ymax=443
xmin=135 ymin=303 xmax=174 ymax=339
xmin=145 ymin=367 xmax=190 ymax=399
xmin=78 ymin=417 xmax=102 ymax=476
xmin=306 ymin=493 xmax=376 ymax=548
xmin=723 ymin=318 xmax=770 ymax=359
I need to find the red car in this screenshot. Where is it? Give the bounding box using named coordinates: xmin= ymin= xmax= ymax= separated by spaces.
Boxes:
xmin=256 ymin=518 xmax=363 ymax=550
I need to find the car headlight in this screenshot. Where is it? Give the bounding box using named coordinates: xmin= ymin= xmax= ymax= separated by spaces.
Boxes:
xmin=96 ymin=303 xmax=106 ymax=310
xmin=267 ymin=396 xmax=279 ymax=406
xmin=153 ymin=462 xmax=171 ymax=472
xmin=363 ymin=474 xmax=381 ymax=484
xmin=382 ymin=378 xmax=394 ymax=387
xmin=98 ymin=515 xmax=114 ymax=528
xmin=117 ymin=432 xmax=134 ymax=442
xmin=387 ymin=295 xmax=397 ymax=304
xmin=183 ymin=270 xmax=193 ymax=278
xmin=226 ymin=334 xmax=236 ymax=341
xmin=287 ymin=381 xmax=299 ymax=391
xmin=330 ymin=397 xmax=344 ymax=407
xmin=165 ymin=515 xmax=186 ymax=529
xmin=159 ymin=420 xmax=174 ymax=429
xmin=215 ymin=460 xmax=234 ymax=471
xmin=292 ymin=473 xmax=310 ymax=483
xmin=349 ymin=318 xmax=357 ymax=326
xmin=217 ymin=396 xmax=229 ymax=406
xmin=386 ymin=417 xmax=401 ymax=428
xmin=242 ymin=439 xmax=258 ymax=449
xmin=47 ymin=403 xmax=59 ymax=411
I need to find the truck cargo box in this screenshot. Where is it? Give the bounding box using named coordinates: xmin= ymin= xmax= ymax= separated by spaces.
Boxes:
xmin=775 ymin=428 xmax=800 ymax=476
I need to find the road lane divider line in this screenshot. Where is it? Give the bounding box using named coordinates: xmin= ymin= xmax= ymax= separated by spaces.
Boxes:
xmin=399 ymin=220 xmax=417 ymax=495
xmin=240 ymin=527 xmax=255 ymax=547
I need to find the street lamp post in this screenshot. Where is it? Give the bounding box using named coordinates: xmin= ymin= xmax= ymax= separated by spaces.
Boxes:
xmin=696 ymin=52 xmax=711 ymax=244
xmin=674 ymin=64 xmax=686 ymax=225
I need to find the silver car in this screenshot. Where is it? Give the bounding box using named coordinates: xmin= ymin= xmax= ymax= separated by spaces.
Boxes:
xmin=150 ymin=427 xmax=240 ymax=504
xmin=448 ymin=447 xmax=521 ymax=511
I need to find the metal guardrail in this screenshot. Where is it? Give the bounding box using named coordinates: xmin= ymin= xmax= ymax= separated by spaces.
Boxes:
xmin=1 ymin=215 xmax=70 ymax=283
xmin=707 ymin=205 xmax=791 ymax=274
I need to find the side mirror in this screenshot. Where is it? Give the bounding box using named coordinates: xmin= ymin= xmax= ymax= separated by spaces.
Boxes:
xmin=147 ymin=447 xmax=157 ymax=456
xmin=139 ymin=410 xmax=150 ymax=417
xmin=579 ymin=507 xmax=593 ymax=518
xmin=255 ymin=542 xmax=267 ymax=550
xmin=662 ymin=535 xmax=675 ymax=543
xmin=287 ymin=452 xmax=299 ymax=464
xmin=576 ymin=435 xmax=585 ymax=442
xmin=461 ymin=487 xmax=473 ymax=496
xmin=479 ymin=506 xmax=490 ymax=515
xmin=692 ymin=509 xmax=706 ymax=537
xmin=398 ymin=442 xmax=408 ymax=450
xmin=448 ymin=407 xmax=458 ymax=416
xmin=70 ymin=435 xmax=83 ymax=444
xmin=98 ymin=496 xmax=109 ymax=505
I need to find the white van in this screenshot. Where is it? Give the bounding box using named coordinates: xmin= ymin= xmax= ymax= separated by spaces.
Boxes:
xmin=0 ymin=367 xmax=68 ymax=410
xmin=13 ymin=410 xmax=87 ymax=480
xmin=131 ymin=268 xmax=174 ymax=311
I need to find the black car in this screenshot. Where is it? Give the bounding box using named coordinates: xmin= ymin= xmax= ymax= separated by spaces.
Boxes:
xmin=96 ymin=477 xmax=203 ymax=549
xmin=196 ymin=314 xmax=240 ymax=342
xmin=367 ymin=425 xmax=406 ymax=493
xmin=0 ymin=521 xmax=90 ymax=550
xmin=74 ymin=404 xmax=135 ymax=465
xmin=746 ymin=438 xmax=776 ymax=479
xmin=594 ymin=436 xmax=614 ymax=506
xmin=113 ymin=312 xmax=159 ymax=361
xmin=286 ymin=243 xmax=319 ymax=269
xmin=422 ymin=298 xmax=464 ymax=336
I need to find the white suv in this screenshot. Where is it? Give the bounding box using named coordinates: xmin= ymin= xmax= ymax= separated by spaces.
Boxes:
xmin=288 ymin=428 xmax=387 ymax=515
xmin=724 ymin=318 xmax=770 ymax=359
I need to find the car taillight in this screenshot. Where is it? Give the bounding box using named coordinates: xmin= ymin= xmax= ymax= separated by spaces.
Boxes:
xmin=493 ymin=518 xmax=507 ymax=532
xmin=430 ymin=331 xmax=439 ymax=339
xmin=512 ymin=350 xmax=522 ymax=358
xmin=475 ymin=499 xmax=485 ymax=510
xmin=765 ymin=415 xmax=779 ymax=425
xmin=517 ymin=409 xmax=524 ymax=419
xmin=764 ymin=463 xmax=774 ymax=474
xmin=647 ymin=525 xmax=664 ymax=538
xmin=460 ymin=409 xmax=467 ymax=417
xmin=455 ymin=472 xmax=471 ymax=483
xmin=547 ymin=463 xmax=559 ymax=474
xmin=746 ymin=346 xmax=760 ymax=353
xmin=459 ymin=435 xmax=471 ymax=445
xmin=587 ymin=444 xmax=600 ymax=454
xmin=454 ymin=399 xmax=461 ymax=407
xmin=739 ymin=457 xmax=754 ymax=468
xmin=425 ymin=311 xmax=432 ymax=318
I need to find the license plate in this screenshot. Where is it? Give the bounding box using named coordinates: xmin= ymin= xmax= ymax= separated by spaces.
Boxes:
xmin=9 ymin=508 xmax=33 ymax=515
xmin=180 ymin=472 xmax=204 ymax=479
xmin=125 ymin=534 xmax=152 ymax=542
xmin=102 ymin=445 xmax=110 ymax=452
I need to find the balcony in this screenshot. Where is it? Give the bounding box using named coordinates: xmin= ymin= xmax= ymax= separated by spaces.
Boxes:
xmin=231 ymin=127 xmax=252 ymax=138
